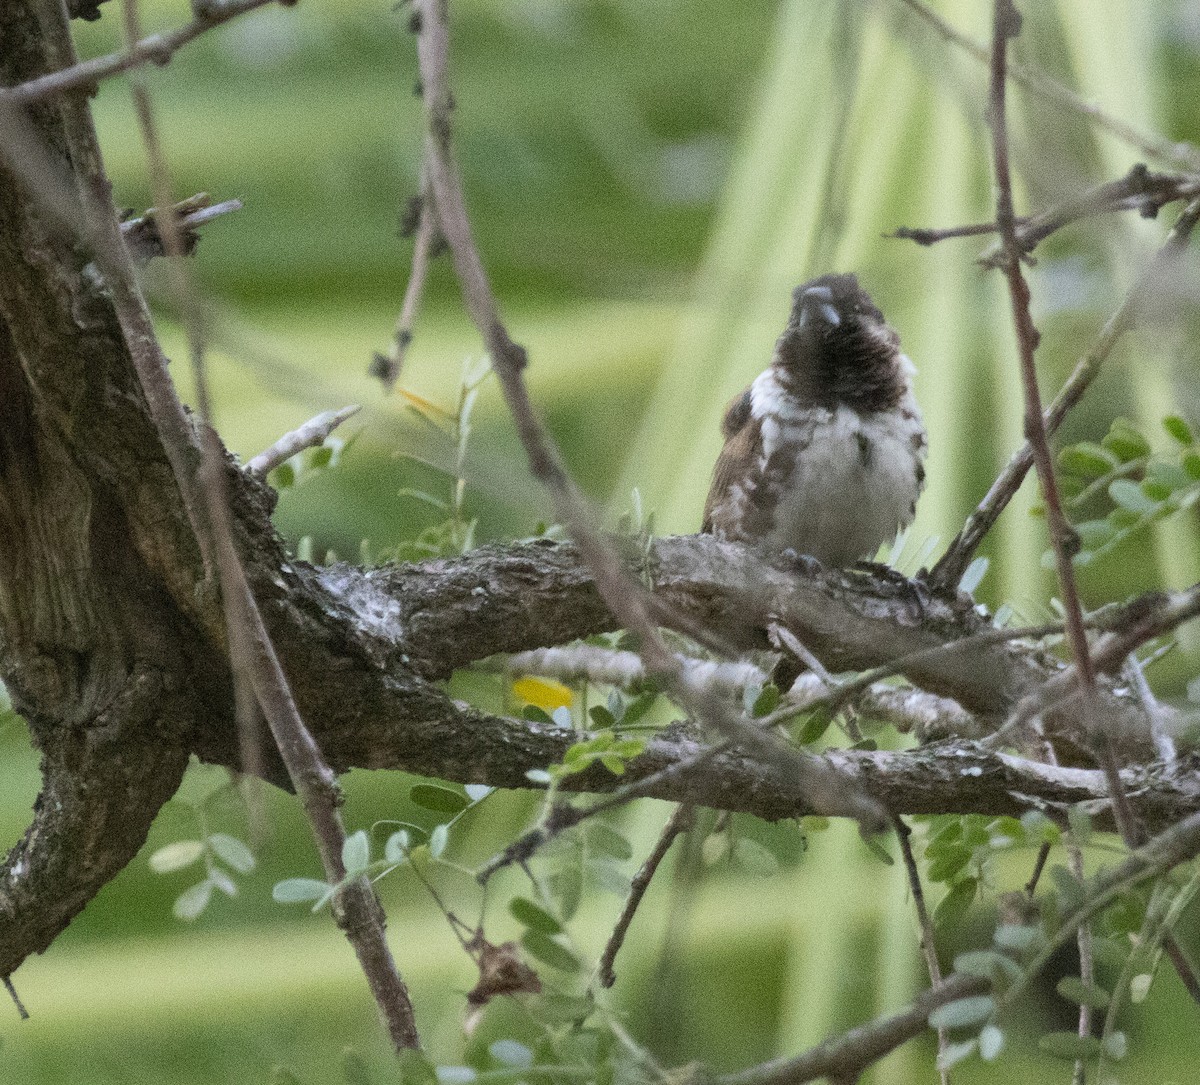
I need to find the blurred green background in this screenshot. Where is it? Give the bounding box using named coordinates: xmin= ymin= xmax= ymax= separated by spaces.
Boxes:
xmin=5 ymin=0 xmax=1200 ymax=1081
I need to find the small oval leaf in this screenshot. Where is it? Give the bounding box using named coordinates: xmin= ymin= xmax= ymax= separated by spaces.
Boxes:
xmin=208 ymin=833 xmax=256 ymax=874
xmin=173 ymin=879 xmax=214 ymax=921
xmin=149 ymin=840 xmax=205 ymax=874
xmin=521 ymin=930 xmax=580 ymax=972
xmin=979 ymin=1024 xmax=1004 ymax=1061
xmin=429 ymin=823 xmax=449 ymax=859
xmin=928 ymin=996 xmax=995 ymax=1030
xmin=410 ymin=784 xmax=470 ymax=815
xmin=342 ymin=830 xmax=371 ymax=875
xmin=488 ymin=1040 xmax=533 ymax=1069
xmin=509 ymin=896 xmax=562 ymax=934
xmin=273 ymin=877 xmax=332 ymax=904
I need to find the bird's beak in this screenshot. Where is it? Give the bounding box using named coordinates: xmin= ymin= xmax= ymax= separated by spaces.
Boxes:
xmin=794 ymin=284 xmax=842 ymax=333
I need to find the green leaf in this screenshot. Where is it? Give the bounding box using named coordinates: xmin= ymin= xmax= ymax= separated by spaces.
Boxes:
xmin=935 ymin=877 xmax=977 ymax=929
xmin=1056 ymin=975 xmax=1110 ymax=1010
xmin=272 ymin=462 xmax=296 ymax=489
xmin=588 ymin=705 xmax=616 ymax=728
xmin=928 ymin=996 xmax=995 ymax=1030
xmin=385 ymin=831 xmax=410 ymax=863
xmin=1059 ymin=442 xmax=1119 ymax=477
xmin=308 ymin=445 xmax=334 ymax=470
xmin=1038 ymin=1032 xmax=1102 ymax=1060
xmin=429 ymin=824 xmax=449 ymax=859
xmin=1184 ymin=449 xmax=1200 ymax=479
xmin=938 ymin=1040 xmax=978 ymax=1070
xmin=273 ymin=878 xmax=333 ymax=904
xmin=509 ymin=896 xmax=562 ymax=934
xmin=341 ymin=1048 xmax=371 ymax=1085
xmin=953 ymin=950 xmax=1022 ymax=986
xmin=1164 ymin=415 xmax=1195 ymax=445
xmin=1019 ymin=810 xmax=1059 ymax=844
xmin=173 ymin=879 xmax=214 ymax=921
xmin=599 ymin=754 xmax=627 ymax=775
xmin=521 ymin=705 xmax=554 ymax=724
xmin=209 ymin=867 xmax=238 ymax=897
xmin=529 ymin=993 xmax=595 ymax=1026
xmin=1102 ymin=1030 xmax=1128 ymax=1060
xmin=732 ymin=837 xmax=779 ymax=877
xmin=489 ymin=1040 xmax=534 ymax=1069
xmin=927 ymin=844 xmax=972 ymax=883
xmin=409 ymin=784 xmax=470 ymax=815
xmin=590 ymin=859 xmax=632 ymax=896
xmin=1066 ymin=804 xmax=1093 ymax=844
xmin=1102 ymin=420 xmax=1151 ymax=461
xmin=958 ymin=556 xmax=989 ymax=595
xmin=586 ymin=823 xmax=634 ymax=860
xmin=342 ymin=830 xmax=370 ymax=875
xmin=1110 ymin=478 xmax=1157 ymax=513
xmin=397 ymin=1050 xmax=438 ymax=1085
xmin=993 ymin=923 xmax=1040 ymax=953
xmin=149 ymin=840 xmax=205 ymax=874
xmin=751 ymin=684 xmax=781 ymax=717
xmin=1130 ymin=973 xmax=1153 ymax=1004
xmin=1074 ymin=519 xmax=1115 ymax=549
xmin=208 ymin=833 xmax=255 ymax=874
xmin=862 ymin=834 xmax=894 ymax=866
xmin=620 ymin=690 xmax=659 ymax=725
xmin=520 ymin=930 xmax=580 ymax=972
xmin=978 ymin=1025 xmax=1004 ymax=1061
xmin=796 ymin=707 xmax=833 ymax=745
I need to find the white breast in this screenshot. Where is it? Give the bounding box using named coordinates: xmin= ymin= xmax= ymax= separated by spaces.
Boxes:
xmin=749 ymin=368 xmax=926 ymax=566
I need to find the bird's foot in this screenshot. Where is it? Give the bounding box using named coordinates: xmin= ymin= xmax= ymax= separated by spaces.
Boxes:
xmin=780 ymin=548 xmax=825 ymax=578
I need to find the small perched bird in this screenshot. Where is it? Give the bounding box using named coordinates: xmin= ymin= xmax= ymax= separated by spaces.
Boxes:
xmin=702 ymin=273 xmax=927 ymax=567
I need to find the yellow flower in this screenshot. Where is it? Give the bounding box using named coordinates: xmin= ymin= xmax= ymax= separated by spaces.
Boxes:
xmin=512 ymin=676 xmax=573 ymax=712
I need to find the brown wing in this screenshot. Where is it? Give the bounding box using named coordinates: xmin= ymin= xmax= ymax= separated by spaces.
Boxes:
xmin=702 ymin=388 xmax=759 ymax=534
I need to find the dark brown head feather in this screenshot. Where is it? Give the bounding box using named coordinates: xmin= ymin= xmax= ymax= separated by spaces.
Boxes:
xmin=773 ymin=273 xmax=905 ymax=413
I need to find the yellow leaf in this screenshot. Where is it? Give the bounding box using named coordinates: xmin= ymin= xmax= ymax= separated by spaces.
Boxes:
xmin=512 ymin=676 xmax=572 ymax=711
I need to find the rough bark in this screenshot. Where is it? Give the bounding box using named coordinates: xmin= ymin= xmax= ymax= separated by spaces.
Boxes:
xmin=0 ymin=0 xmax=1191 ymax=985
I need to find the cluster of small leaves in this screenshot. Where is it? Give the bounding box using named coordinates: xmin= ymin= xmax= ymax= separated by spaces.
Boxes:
xmin=921 ymin=805 xmax=1200 ymax=1074
xmin=148 ymin=772 xmax=256 ymax=916
xmin=922 ymin=810 xmax=1066 ymax=929
xmin=273 ymin=781 xmax=493 ymax=911
xmin=522 ymin=689 xmax=651 ymax=786
xmin=1051 ymin=415 xmax=1200 ymax=566
xmin=385 ymin=359 xmax=490 ymax=563
xmin=395 ymin=1028 xmax=627 ymax=1085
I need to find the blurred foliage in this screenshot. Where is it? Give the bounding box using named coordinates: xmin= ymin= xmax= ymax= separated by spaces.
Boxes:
xmin=6 ymin=0 xmax=1200 ymax=1083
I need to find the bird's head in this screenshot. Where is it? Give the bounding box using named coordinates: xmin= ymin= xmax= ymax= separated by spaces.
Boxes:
xmin=774 ymin=273 xmax=907 ymax=412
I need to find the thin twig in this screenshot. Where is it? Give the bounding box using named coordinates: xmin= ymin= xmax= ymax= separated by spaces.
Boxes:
xmin=1 ymin=0 xmax=281 ymax=107
xmin=890 ymin=166 xmax=1200 ymax=259
xmin=1024 ymin=842 xmax=1051 ymax=896
xmin=119 ymin=193 xmax=244 ymax=264
xmin=987 ymin=0 xmax=1095 ymax=699
xmin=373 ymin=173 xmax=439 ymax=390
xmin=246 ymin=405 xmax=361 ymax=476
xmin=932 ymin=196 xmax=1200 ymax=588
xmin=716 ymin=973 xmax=990 ymax=1085
xmin=893 ymin=0 xmax=1200 ymax=173
xmin=1125 ymin=655 xmax=1177 ymax=764
xmin=413 ymin=0 xmax=885 ymax=830
xmin=106 ymin=0 xmax=420 ymax=1051
xmin=597 ymin=804 xmax=694 ymax=989
xmin=893 ymin=817 xmax=949 ymax=1085
xmin=2 ymin=973 xmax=29 ymax=1020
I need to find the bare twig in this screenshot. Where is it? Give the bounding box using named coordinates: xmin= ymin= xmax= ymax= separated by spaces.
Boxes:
xmin=373 ymin=174 xmax=439 ymax=390
xmin=890 ymin=166 xmax=1200 ymax=259
xmin=893 ymin=0 xmax=1200 ymax=173
xmin=716 ymin=972 xmax=990 ymax=1085
xmin=893 ymin=818 xmax=949 ymax=1085
xmin=101 ymin=0 xmax=420 ymax=1051
xmin=1 ymin=0 xmax=281 ymax=107
xmin=597 ymin=803 xmax=694 ymax=988
xmin=2 ymin=973 xmax=29 ymax=1020
xmin=932 ymin=196 xmax=1200 ymax=588
xmin=246 ymin=405 xmax=361 ymax=476
xmin=119 ymin=193 xmax=244 ymax=264
xmin=987 ymin=0 xmax=1095 ymax=702
xmin=1125 ymin=655 xmax=1177 ymax=765
xmin=412 ymin=0 xmax=885 ymax=829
